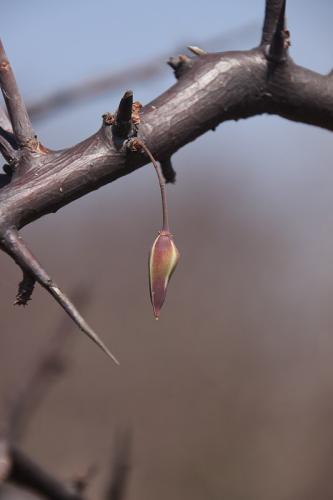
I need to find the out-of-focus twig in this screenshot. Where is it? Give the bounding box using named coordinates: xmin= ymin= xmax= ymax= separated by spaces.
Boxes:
xmin=27 ymin=22 xmax=258 ymax=123
xmin=0 ymin=287 xmax=95 ymax=498
xmin=5 ymin=286 xmax=92 ymax=444
xmin=105 ymin=431 xmax=131 ymax=500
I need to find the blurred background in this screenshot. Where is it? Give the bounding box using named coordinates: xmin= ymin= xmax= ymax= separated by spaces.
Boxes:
xmin=1 ymin=1 xmax=333 ymax=499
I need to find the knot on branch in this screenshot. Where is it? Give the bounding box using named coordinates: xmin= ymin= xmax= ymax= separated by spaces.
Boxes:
xmin=167 ymin=54 xmax=193 ymax=79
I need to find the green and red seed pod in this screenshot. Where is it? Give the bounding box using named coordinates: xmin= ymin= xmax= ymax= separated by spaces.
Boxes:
xmin=149 ymin=230 xmax=180 ymax=319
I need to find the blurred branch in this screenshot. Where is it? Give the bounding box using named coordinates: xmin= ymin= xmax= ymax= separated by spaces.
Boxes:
xmin=0 ymin=291 xmax=132 ymax=500
xmin=27 ymin=22 xmax=258 ymax=123
xmin=0 ymin=288 xmax=95 ymax=499
xmin=8 ymin=448 xmax=82 ymax=500
xmin=105 ymin=432 xmax=131 ymax=500
xmin=5 ymin=287 xmax=91 ymax=443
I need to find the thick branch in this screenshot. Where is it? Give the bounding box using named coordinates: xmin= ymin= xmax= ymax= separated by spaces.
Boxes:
xmin=0 ymin=41 xmax=35 ymax=146
xmin=0 ymin=50 xmax=331 ymax=231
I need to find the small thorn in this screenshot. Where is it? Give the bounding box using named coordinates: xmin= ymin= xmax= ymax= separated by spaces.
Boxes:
xmin=14 ymin=271 xmax=35 ymax=306
xmin=187 ymin=45 xmax=207 ymax=56
xmin=113 ymin=90 xmax=133 ymax=138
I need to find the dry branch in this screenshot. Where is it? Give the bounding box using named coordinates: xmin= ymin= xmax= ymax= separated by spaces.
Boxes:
xmin=0 ymin=0 xmax=332 ymax=356
xmin=0 ymin=41 xmax=35 ymax=147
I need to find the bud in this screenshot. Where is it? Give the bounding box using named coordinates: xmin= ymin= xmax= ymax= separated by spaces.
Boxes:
xmin=149 ymin=230 xmax=180 ymax=319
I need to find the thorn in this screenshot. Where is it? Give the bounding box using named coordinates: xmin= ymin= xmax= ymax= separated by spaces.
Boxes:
xmin=187 ymin=46 xmax=207 ymax=56
xmin=113 ymin=90 xmax=133 ymax=138
xmin=267 ymin=0 xmax=290 ymax=63
xmin=47 ymin=284 xmax=119 ymax=365
xmin=1 ymin=228 xmax=119 ymax=364
xmin=160 ymin=157 xmax=176 ymax=184
xmin=14 ymin=271 xmax=35 ymax=305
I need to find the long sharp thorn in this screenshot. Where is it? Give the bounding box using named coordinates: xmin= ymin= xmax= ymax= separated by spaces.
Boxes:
xmin=1 ymin=228 xmax=119 ymax=364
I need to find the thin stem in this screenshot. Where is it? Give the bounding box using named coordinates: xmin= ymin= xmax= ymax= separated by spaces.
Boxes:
xmin=138 ymin=141 xmax=170 ymax=232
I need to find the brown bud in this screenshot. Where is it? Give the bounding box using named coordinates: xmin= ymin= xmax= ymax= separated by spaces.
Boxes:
xmin=149 ymin=230 xmax=180 ymax=319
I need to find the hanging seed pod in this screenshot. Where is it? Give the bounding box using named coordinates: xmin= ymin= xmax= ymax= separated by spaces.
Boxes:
xmin=149 ymin=230 xmax=180 ymax=319
xmin=135 ymin=141 xmax=180 ymax=319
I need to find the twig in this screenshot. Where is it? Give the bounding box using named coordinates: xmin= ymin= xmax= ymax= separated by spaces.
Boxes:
xmin=5 ymin=287 xmax=91 ymax=443
xmin=105 ymin=432 xmax=131 ymax=500
xmin=26 ymin=23 xmax=258 ymax=123
xmin=261 ymin=0 xmax=285 ymax=45
xmin=267 ymin=0 xmax=290 ymax=62
xmin=0 ymin=40 xmax=35 ymax=146
xmin=8 ymin=447 xmax=82 ymax=500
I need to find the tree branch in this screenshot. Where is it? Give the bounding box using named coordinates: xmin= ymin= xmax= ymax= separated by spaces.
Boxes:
xmin=0 ymin=41 xmax=35 ymax=147
xmin=0 ymin=1 xmax=332 ymax=356
xmin=105 ymin=432 xmax=131 ymax=500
